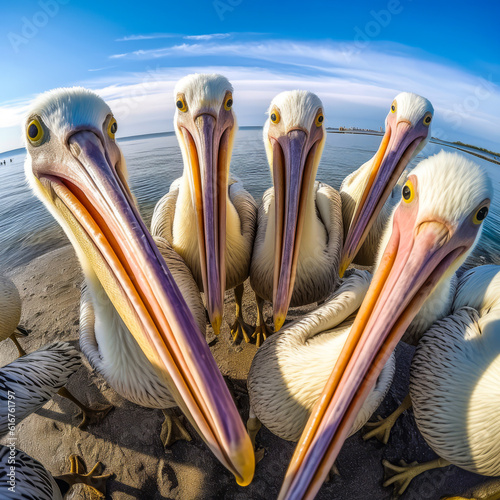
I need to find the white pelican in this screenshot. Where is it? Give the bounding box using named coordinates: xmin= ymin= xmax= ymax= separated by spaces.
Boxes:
xmin=339 ymin=92 xmax=433 ymax=276
xmin=250 ymin=90 xmax=343 ymax=342
xmin=247 ymin=269 xmax=396 ymax=446
xmin=0 ymin=448 xmax=111 ymax=499
xmin=247 ymin=156 xmax=465 ymax=457
xmin=78 ymin=235 xmax=205 ymax=442
xmin=0 ymin=275 xmax=111 ymax=428
xmin=277 ymin=151 xmax=492 ymax=500
xmin=24 ymin=87 xmax=254 ymax=485
xmin=0 ymin=274 xmax=29 ymax=356
xmin=383 ymin=264 xmax=500 ymax=497
xmin=151 ymin=73 xmax=257 ymax=341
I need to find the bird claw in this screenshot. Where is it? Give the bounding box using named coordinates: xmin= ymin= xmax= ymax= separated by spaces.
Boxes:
xmin=252 ymin=321 xmax=273 ymax=347
xmin=56 ymin=454 xmax=112 ymax=498
xmin=160 ymin=409 xmax=192 ymax=447
xmin=363 ymin=414 xmax=393 ymax=444
xmin=77 ymin=404 xmax=114 ymax=430
xmin=382 ymin=459 xmax=420 ymax=498
xmin=14 ymin=325 xmax=30 ymax=337
xmin=230 ymin=316 xmax=254 ymax=344
xmin=255 ymin=446 xmax=265 ymax=464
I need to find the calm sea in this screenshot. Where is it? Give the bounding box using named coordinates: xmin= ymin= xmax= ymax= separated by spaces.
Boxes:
xmin=1 ymin=128 xmax=499 ymax=271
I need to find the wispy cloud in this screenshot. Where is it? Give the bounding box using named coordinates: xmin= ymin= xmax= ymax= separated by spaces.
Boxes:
xmin=1 ymin=38 xmax=499 ymax=153
xmin=88 ymin=65 xmax=117 ymax=72
xmin=116 ymin=33 xmax=177 ymax=42
xmin=184 ymin=33 xmax=231 ymax=41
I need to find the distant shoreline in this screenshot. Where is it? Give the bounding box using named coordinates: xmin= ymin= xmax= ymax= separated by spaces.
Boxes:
xmin=327 ymin=129 xmax=500 ymax=166
xmin=1 ymin=127 xmax=498 ymax=165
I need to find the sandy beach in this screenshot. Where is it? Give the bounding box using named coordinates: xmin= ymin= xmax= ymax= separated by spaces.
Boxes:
xmin=0 ymin=245 xmax=491 ymax=499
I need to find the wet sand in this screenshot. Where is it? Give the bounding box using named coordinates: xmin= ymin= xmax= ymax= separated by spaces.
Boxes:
xmin=0 ymin=245 xmax=490 ymax=499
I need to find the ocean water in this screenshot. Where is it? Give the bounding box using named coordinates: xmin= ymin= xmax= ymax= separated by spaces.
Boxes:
xmin=0 ymin=128 xmax=499 ymax=271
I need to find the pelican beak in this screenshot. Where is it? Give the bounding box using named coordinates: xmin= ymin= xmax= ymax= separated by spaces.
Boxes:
xmin=339 ymin=119 xmax=429 ymax=277
xmin=272 ymin=129 xmax=320 ymax=331
xmin=278 ymin=190 xmax=486 ymax=500
xmin=34 ymin=130 xmax=254 ymax=486
xmin=181 ymin=113 xmax=231 ymax=335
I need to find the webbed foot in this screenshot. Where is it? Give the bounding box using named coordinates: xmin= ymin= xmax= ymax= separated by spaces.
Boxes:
xmin=160 ymin=408 xmax=192 ymax=447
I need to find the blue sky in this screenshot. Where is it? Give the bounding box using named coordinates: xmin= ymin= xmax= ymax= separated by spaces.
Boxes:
xmin=0 ymin=0 xmax=499 ymax=152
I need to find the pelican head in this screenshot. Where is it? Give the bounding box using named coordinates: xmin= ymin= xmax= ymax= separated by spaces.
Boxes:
xmin=174 ymin=73 xmax=236 ymax=334
xmin=24 ymin=87 xmax=254 ymax=486
xmin=264 ymin=90 xmax=326 ymax=331
xmin=279 ymin=150 xmax=492 ymax=500
xmin=339 ymin=92 xmax=434 ymax=277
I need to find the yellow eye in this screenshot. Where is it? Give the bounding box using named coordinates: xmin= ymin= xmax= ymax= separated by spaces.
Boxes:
xmin=270 ymin=109 xmax=280 ymax=124
xmin=224 ymin=93 xmax=233 ymax=111
xmin=176 ymin=96 xmax=187 ymax=113
xmin=473 ymin=206 xmax=489 ymax=224
xmin=27 ymin=119 xmax=44 ymax=145
xmin=402 ymin=180 xmax=415 ymax=203
xmin=107 ymin=117 xmax=118 ymax=139
xmin=391 ymin=100 xmax=397 ymax=113
xmin=423 ymin=112 xmax=432 ymax=127
xmin=315 ymin=113 xmax=324 ymax=127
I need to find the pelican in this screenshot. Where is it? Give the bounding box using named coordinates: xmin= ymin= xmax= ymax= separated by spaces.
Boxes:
xmin=247 ymin=179 xmax=459 ymax=457
xmin=250 ymin=90 xmax=343 ymax=343
xmin=0 ymin=273 xmax=29 ymax=356
xmin=382 ymin=264 xmax=500 ymax=497
xmin=151 ymin=73 xmax=257 ymax=342
xmin=0 ymin=342 xmax=111 ymax=498
xmin=277 ymin=151 xmax=492 ymax=500
xmin=79 ymin=236 xmax=206 ymax=443
xmin=0 ymin=448 xmax=110 ymax=499
xmin=339 ymin=92 xmax=433 ymax=276
xmin=0 ymin=274 xmax=111 ymax=428
xmin=24 ymin=87 xmax=254 ymax=485
xmin=247 ymin=269 xmax=396 ymax=448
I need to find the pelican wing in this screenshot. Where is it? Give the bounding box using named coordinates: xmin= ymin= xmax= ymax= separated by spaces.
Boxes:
xmin=0 ymin=342 xmax=81 ymax=437
xmin=150 ymin=179 xmax=181 ymax=244
xmin=316 ymin=182 xmax=343 ymax=276
xmin=228 ymin=175 xmax=258 ymax=244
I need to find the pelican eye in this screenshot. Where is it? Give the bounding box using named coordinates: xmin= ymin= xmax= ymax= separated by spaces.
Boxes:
xmin=473 ymin=206 xmax=489 ymax=224
xmin=176 ymin=97 xmax=187 ymax=113
xmin=107 ymin=118 xmax=118 ymax=139
xmin=270 ymin=109 xmax=280 ymax=124
xmin=391 ymin=100 xmax=397 ymax=113
xmin=315 ymin=113 xmax=324 ymax=127
xmin=402 ymin=181 xmax=415 ymax=203
xmin=423 ymin=112 xmax=432 ymax=126
xmin=224 ymin=94 xmax=233 ymax=111
xmin=27 ymin=119 xmax=44 ymax=145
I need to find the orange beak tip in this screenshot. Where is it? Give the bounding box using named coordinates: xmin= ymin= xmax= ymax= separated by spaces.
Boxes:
xmin=211 ymin=316 xmax=222 ymax=336
xmin=274 ymin=315 xmax=286 ymax=333
xmin=235 ymin=464 xmax=255 ymax=487
xmin=232 ymin=437 xmax=256 ymax=487
xmin=339 ymin=258 xmax=349 ymax=279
